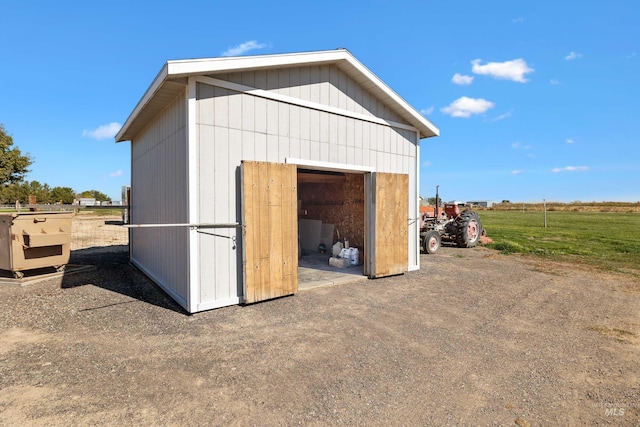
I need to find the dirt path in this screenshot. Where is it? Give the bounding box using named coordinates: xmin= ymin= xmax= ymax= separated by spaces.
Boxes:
xmin=0 ymin=247 xmax=638 ymax=426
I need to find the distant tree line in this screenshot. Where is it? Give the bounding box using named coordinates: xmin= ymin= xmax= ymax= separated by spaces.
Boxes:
xmin=0 ymin=182 xmax=109 ymax=204
xmin=0 ymin=124 xmax=111 ymax=205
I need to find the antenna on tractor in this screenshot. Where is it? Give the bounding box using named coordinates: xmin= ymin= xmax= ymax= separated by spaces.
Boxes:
xmin=435 ymin=185 xmax=440 ymax=218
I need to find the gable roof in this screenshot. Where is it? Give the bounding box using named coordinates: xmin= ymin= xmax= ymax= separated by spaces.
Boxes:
xmin=116 ymin=49 xmax=439 ymax=142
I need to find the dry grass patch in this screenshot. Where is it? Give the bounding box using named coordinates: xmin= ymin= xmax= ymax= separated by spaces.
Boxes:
xmin=590 ymin=326 xmax=638 ymax=344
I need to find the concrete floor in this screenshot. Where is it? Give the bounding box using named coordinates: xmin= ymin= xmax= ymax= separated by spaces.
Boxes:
xmin=297 ymin=251 xmax=367 ymax=291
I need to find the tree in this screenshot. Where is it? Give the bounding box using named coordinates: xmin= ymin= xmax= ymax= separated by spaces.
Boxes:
xmin=51 ymin=187 xmax=76 ymax=204
xmin=79 ymin=190 xmax=110 ymax=202
xmin=0 ymin=183 xmax=28 ymax=204
xmin=0 ymin=124 xmax=33 ymax=186
xmin=24 ymin=180 xmax=51 ymax=204
xmin=426 ymin=196 xmax=443 ymax=206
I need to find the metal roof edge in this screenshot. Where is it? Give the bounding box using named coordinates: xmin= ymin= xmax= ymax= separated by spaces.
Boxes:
xmin=115 ymin=63 xmax=169 ymax=142
xmin=116 ymin=48 xmax=440 ymax=142
xmin=337 ymin=51 xmax=439 ymax=138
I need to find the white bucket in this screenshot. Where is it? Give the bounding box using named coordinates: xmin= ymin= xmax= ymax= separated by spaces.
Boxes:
xmin=349 ymin=248 xmax=359 ymax=265
xmin=339 ymin=248 xmax=350 ymax=259
xmin=332 ymin=242 xmax=344 ymax=257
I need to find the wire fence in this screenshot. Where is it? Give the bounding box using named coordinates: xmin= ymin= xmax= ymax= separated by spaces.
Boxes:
xmin=71 ymin=213 xmax=129 ymax=251
xmin=0 ymin=205 xmax=130 ymax=252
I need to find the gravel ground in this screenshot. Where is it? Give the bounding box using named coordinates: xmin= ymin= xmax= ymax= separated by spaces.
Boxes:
xmin=0 ymin=245 xmax=638 ymax=426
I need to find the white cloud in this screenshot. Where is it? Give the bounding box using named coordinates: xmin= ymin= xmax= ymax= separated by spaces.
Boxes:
xmin=627 ymin=52 xmax=637 ymax=59
xmin=421 ymin=106 xmax=434 ymax=115
xmin=82 ymin=122 xmax=122 ymax=140
xmin=512 ymin=169 xmax=524 ymax=175
xmin=452 ymin=73 xmax=474 ymax=85
xmin=441 ymin=96 xmax=494 ymax=118
xmin=492 ymin=110 xmax=513 ymax=122
xmin=109 ymin=170 xmax=123 ymax=178
xmin=565 ymin=138 xmax=575 ymax=144
xmin=550 ymin=79 xmax=560 ymax=85
xmin=423 ymin=161 xmax=432 ymax=167
xmin=222 ymin=40 xmax=268 ymax=57
xmin=565 ymin=51 xmax=582 ymax=60
xmin=552 ymin=166 xmax=589 ymax=173
xmin=471 ymin=58 xmax=534 ymax=83
xmin=512 ymin=142 xmax=531 ymax=150
xmin=512 ymin=17 xmax=525 ymax=23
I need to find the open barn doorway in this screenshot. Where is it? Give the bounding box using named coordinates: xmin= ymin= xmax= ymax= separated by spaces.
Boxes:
xmin=296 ymin=168 xmax=368 ymax=290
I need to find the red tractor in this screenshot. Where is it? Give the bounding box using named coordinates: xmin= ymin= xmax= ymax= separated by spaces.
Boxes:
xmin=420 ymin=187 xmax=483 ymax=254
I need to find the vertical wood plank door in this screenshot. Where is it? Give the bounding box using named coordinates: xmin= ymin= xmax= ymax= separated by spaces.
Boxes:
xmin=371 ymin=172 xmax=409 ymax=278
xmin=242 ymin=161 xmax=298 ymax=303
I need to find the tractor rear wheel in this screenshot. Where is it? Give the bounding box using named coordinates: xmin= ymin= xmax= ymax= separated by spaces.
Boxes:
xmin=455 ymin=211 xmax=483 ymax=248
xmin=423 ymin=230 xmax=441 ymax=254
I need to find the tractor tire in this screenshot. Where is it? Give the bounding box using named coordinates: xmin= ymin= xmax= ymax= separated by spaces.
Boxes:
xmin=423 ymin=230 xmax=441 ymax=254
xmin=455 ymin=211 xmax=483 ymax=248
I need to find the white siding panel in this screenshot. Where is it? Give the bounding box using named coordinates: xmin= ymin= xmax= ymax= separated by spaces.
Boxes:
xmin=241 ymin=71 xmax=255 ymax=88
xmin=255 ymin=132 xmax=268 ymax=162
xmin=337 ymin=116 xmax=347 ymax=146
xmin=355 ymin=147 xmax=364 ymax=166
xmin=320 ymin=141 xmax=330 ymax=162
xmin=309 ymin=68 xmax=320 ymax=103
xmin=242 ymin=130 xmax=255 ymax=161
xmin=329 ymin=114 xmax=338 ymax=146
xmin=300 ymin=138 xmax=311 ymax=159
xmin=319 ymin=111 xmax=329 ymax=143
xmin=337 ymin=69 xmax=347 ymax=110
xmin=290 ymin=137 xmax=301 ymax=159
xmin=214 ymin=87 xmax=229 ymax=128
xmin=346 ymin=146 xmax=355 ymax=164
xmin=383 ymin=126 xmax=391 ymax=154
xmin=267 ymin=134 xmax=278 ymax=162
xmin=198 ymin=125 xmax=216 ymax=220
xmin=197 ymin=84 xmax=214 ymax=125
xmin=309 ymin=109 xmax=320 ymax=142
xmin=346 ymin=76 xmax=356 ymax=113
xmin=362 ymin=121 xmax=371 ymax=151
xmin=255 ymin=96 xmax=267 ymax=134
xmin=267 ymin=69 xmax=279 ymax=91
xmin=279 ymin=102 xmax=290 ymax=137
xmin=346 ymin=119 xmax=355 ymax=147
xmin=131 ymin=90 xmax=189 ymax=307
xmin=278 ymin=68 xmax=290 ymax=96
xmin=290 ymin=104 xmax=301 ymax=139
xmin=337 ymin=144 xmax=347 ymax=164
xmin=300 ymin=66 xmax=311 ymax=101
xmin=213 ymin=126 xmax=230 ymax=222
xmin=242 ymin=92 xmax=255 ymax=132
xmin=228 ymin=91 xmax=242 ymax=130
xmin=254 ymin=70 xmax=267 ymax=90
xmin=278 ymin=135 xmax=290 ymax=162
xmin=266 ymin=99 xmax=279 ymax=136
xmin=309 ymin=140 xmax=321 ymax=162
xmin=300 ymin=107 xmax=310 ymax=141
xmin=354 ymin=120 xmax=363 ymax=149
xmin=289 ymin=68 xmax=301 ymax=99
xmin=319 ymin=66 xmax=330 ymax=106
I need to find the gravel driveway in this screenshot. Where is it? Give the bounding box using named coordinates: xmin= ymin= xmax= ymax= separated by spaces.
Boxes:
xmin=1 ymin=246 xmax=638 ymax=426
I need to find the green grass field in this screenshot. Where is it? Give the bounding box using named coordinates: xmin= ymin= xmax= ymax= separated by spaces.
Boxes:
xmin=479 ymin=210 xmax=640 ymax=276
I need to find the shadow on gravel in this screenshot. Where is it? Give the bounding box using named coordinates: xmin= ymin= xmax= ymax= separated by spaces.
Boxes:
xmin=61 ymin=246 xmax=188 ymax=315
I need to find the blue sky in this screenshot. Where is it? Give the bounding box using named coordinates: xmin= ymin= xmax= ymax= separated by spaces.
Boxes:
xmin=1 ymin=0 xmax=638 ymax=202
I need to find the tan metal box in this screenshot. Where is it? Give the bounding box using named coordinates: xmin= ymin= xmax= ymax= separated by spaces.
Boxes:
xmin=0 ymin=211 xmax=73 ymax=278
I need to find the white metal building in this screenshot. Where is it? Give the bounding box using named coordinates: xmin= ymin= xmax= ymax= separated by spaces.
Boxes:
xmin=116 ymin=49 xmax=439 ymax=313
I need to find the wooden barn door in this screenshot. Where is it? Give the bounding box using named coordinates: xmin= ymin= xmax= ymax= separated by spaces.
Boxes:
xmin=241 ymin=161 xmax=298 ymax=303
xmin=369 ymin=172 xmax=409 ymax=278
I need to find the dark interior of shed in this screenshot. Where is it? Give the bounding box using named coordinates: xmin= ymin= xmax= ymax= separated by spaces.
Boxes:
xmin=297 ymin=169 xmax=365 ymax=252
